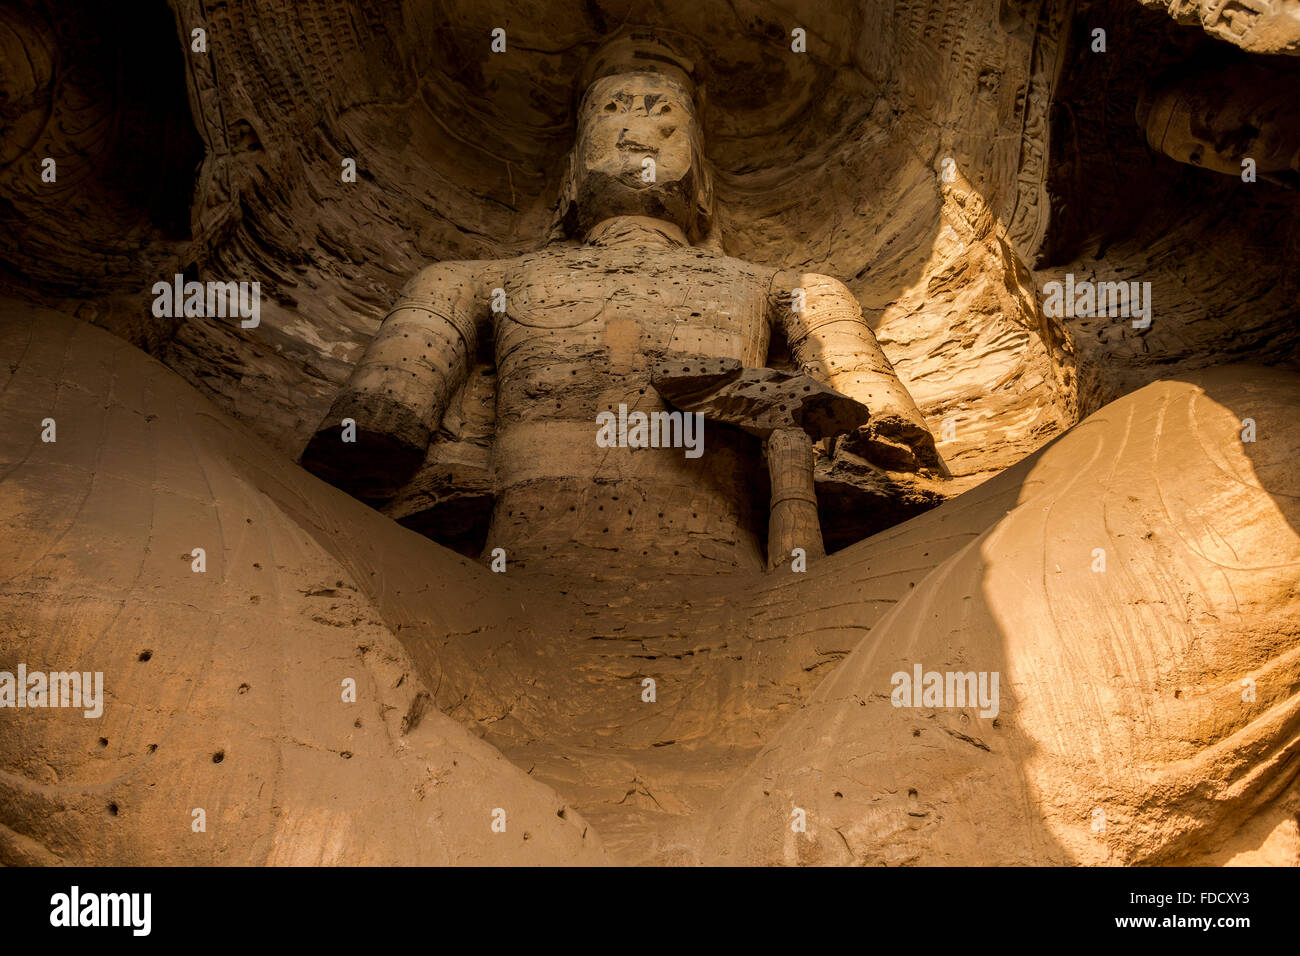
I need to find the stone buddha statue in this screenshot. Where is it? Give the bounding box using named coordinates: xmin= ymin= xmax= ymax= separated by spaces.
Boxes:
xmin=3 ymin=22 xmax=1298 ymax=871
xmin=1137 ymin=60 xmax=1300 ymax=184
xmin=302 ymin=33 xmax=940 ymax=577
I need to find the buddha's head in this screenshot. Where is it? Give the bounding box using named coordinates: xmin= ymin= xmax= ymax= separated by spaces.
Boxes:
xmin=557 ymin=33 xmax=713 ymax=241
xmin=1137 ymin=63 xmax=1300 ymax=178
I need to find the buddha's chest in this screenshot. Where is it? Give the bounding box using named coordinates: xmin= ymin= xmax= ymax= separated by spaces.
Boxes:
xmin=495 ymin=247 xmax=772 ymax=366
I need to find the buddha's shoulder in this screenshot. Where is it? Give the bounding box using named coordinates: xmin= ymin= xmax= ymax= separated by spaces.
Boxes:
xmin=403 ymin=258 xmax=502 ymax=297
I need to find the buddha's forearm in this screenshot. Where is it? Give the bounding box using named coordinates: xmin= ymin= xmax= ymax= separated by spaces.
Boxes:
xmin=338 ymin=300 xmax=475 ymax=435
xmin=780 ymin=273 xmax=939 ymax=469
xmin=301 ymin=265 xmax=486 ymax=497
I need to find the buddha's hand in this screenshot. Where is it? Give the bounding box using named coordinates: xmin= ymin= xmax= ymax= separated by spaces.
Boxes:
xmin=840 ymin=417 xmax=943 ymax=475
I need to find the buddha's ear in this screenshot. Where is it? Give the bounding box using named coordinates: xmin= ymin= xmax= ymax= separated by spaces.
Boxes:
xmin=692 ymin=153 xmax=715 ymax=240
xmin=551 ymin=147 xmax=581 ymax=239
xmin=687 ymin=81 xmax=712 ymax=239
xmin=692 ymin=80 xmax=707 ymax=129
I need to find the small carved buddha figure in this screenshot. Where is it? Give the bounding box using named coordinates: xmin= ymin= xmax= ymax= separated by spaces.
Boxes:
xmin=303 ymin=33 xmax=940 ymax=577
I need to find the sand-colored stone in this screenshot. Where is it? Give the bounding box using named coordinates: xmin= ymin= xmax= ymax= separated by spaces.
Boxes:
xmin=1135 ymin=0 xmax=1300 ymax=54
xmin=696 ymin=364 xmax=1300 ymax=865
xmin=0 ymin=303 xmax=603 ymax=865
xmin=3 ymin=299 xmax=1297 ymax=865
xmin=1 ymin=1 xmax=1298 ymax=868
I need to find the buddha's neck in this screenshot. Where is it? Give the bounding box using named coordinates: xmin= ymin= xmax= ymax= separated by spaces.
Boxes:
xmin=584 ymin=216 xmax=691 ymax=249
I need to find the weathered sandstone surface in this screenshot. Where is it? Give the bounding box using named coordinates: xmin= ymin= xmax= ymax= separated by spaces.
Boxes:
xmin=1 ymin=305 xmax=1296 ymax=864
xmin=0 ymin=0 xmax=1297 ymax=865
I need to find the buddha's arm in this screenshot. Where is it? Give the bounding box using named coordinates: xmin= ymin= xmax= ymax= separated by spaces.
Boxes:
xmin=771 ymin=270 xmax=941 ymax=472
xmin=301 ymin=261 xmax=492 ymax=498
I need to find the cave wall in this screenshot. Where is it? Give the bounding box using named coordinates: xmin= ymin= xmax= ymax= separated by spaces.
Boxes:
xmin=1040 ymin=0 xmax=1300 ymax=414
xmin=0 ymin=0 xmax=203 ymax=351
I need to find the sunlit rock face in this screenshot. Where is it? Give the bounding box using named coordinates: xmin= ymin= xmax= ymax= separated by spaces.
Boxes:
xmin=5 ymin=1 xmax=1074 ymax=483
xmin=0 ymin=0 xmax=1297 ymax=866
xmin=1135 ymin=0 xmax=1300 ymax=55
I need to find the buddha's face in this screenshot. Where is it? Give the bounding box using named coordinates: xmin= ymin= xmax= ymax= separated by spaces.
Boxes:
xmin=569 ymin=71 xmax=708 ymax=236
xmin=1142 ymin=71 xmax=1300 ymax=177
xmin=1144 ymin=89 xmax=1253 ymax=176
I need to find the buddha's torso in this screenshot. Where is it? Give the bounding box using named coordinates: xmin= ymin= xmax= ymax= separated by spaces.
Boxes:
xmin=482 ymin=224 xmax=777 ymax=579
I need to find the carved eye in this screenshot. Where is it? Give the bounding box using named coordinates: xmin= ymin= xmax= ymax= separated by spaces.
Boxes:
xmin=604 ymin=101 xmax=618 ymax=113
xmin=659 ymin=104 xmax=672 ymax=115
